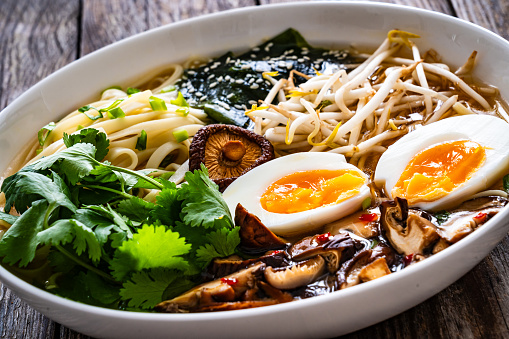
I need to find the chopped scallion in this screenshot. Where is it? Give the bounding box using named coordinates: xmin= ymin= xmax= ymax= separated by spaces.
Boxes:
xmin=101 ymin=85 xmax=122 ymax=94
xmin=361 ymin=197 xmax=371 ymax=210
xmin=79 ymin=105 xmax=103 ymax=121
xmin=149 ymin=96 xmax=168 ymax=111
xmin=160 ymin=85 xmax=176 ymax=93
xmin=127 ymin=87 xmax=141 ymax=95
xmin=107 ymin=107 xmax=125 ymax=119
xmin=136 ymin=130 xmax=147 ymax=151
xmin=173 ymin=129 xmax=189 ymax=143
xmin=37 ymin=122 xmax=56 ymax=146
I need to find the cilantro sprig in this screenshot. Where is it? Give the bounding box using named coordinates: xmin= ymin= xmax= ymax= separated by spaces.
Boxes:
xmin=0 ymin=128 xmax=240 ymax=311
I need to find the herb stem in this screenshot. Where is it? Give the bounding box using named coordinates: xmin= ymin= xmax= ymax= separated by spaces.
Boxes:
xmin=55 ymin=245 xmax=118 ymax=284
xmin=81 ymin=185 xmax=133 ymax=200
xmin=91 ymin=158 xmax=164 ymax=190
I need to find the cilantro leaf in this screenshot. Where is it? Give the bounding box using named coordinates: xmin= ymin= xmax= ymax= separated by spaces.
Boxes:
xmin=31 ymin=143 xmax=98 ymax=185
xmin=151 ymin=187 xmax=181 ymax=226
xmin=195 ymin=227 xmax=240 ymax=265
xmin=0 ymin=200 xmax=48 ymax=266
xmin=48 ymin=249 xmax=76 ymax=273
xmin=110 ymin=224 xmax=191 ymax=281
xmin=83 ymin=205 xmax=133 ymax=239
xmin=120 ymin=268 xmax=192 ymax=309
xmin=2 ymin=165 xmax=44 ymax=213
xmin=39 ymin=219 xmax=102 ymax=262
xmin=116 ymin=197 xmax=155 ymax=223
xmin=63 ymin=128 xmax=110 ymax=161
xmin=178 ymin=165 xmax=233 ymax=229
xmin=55 ymin=270 xmax=120 ymax=307
xmin=10 ymin=171 xmax=76 ymax=214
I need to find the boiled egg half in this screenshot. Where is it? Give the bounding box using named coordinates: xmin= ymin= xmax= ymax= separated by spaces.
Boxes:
xmin=222 ymin=152 xmax=371 ymax=236
xmin=374 ymin=115 xmax=509 ymax=211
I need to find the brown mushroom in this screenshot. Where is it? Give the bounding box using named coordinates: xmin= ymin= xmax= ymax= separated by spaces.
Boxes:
xmin=437 ymin=196 xmax=507 ymax=243
xmin=288 ymin=232 xmax=358 ymax=273
xmin=264 ymin=256 xmax=326 ymax=290
xmin=155 ymin=263 xmax=265 ymax=313
xmin=189 ymin=124 xmax=275 ymax=191
xmin=235 ymin=203 xmax=287 ymax=254
xmin=379 ymin=198 xmax=439 ymax=256
xmin=358 ymin=257 xmax=391 ymax=282
xmin=324 ymin=210 xmax=380 ymax=239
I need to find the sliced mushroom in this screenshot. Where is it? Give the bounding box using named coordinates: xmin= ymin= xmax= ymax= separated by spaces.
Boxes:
xmin=205 ymin=250 xmax=290 ymax=280
xmin=380 ymin=198 xmax=439 ymax=255
xmin=336 ymin=250 xmax=372 ymax=289
xmin=324 ymin=210 xmax=380 ymax=239
xmin=235 ymin=203 xmax=287 ymax=254
xmin=358 ymin=257 xmax=391 ymax=282
xmin=189 ymin=124 xmax=275 ymax=191
xmin=288 ymin=232 xmax=358 ymax=273
xmin=264 ymin=256 xmax=326 ymax=290
xmin=155 ymin=263 xmax=265 ymax=313
xmin=437 ymin=196 xmax=508 ymax=243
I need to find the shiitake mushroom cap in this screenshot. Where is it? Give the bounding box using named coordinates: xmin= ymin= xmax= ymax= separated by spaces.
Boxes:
xmin=189 ymin=124 xmax=275 ymax=191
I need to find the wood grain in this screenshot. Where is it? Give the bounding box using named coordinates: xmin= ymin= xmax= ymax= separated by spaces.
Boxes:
xmin=2 ymin=1 xmax=509 ymax=339
xmin=259 ymin=0 xmax=455 ymax=14
xmin=450 ymin=0 xmax=509 ymax=39
xmin=0 ymin=1 xmax=79 ymax=336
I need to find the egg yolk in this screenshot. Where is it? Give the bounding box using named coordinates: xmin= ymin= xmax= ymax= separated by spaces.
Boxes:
xmin=391 ymin=140 xmax=486 ymax=204
xmin=260 ymin=169 xmax=366 ymax=214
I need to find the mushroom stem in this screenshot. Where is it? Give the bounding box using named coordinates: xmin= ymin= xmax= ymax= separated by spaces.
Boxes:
xmin=222 ymin=140 xmax=246 ymax=161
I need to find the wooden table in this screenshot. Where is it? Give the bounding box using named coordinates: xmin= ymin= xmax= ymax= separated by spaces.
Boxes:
xmin=1 ymin=0 xmax=509 ymax=338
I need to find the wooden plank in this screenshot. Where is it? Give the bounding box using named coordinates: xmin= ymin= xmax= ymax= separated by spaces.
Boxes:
xmin=258 ymin=0 xmax=454 ymax=14
xmin=0 ymin=1 xmax=80 ymax=338
xmin=2 ymin=1 xmax=509 ymax=339
xmin=0 ymin=0 xmax=79 ymax=110
xmin=450 ymin=0 xmax=508 ymax=39
xmin=81 ymin=0 xmax=257 ymax=56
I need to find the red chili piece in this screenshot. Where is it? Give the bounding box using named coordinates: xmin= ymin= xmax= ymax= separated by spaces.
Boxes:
xmin=403 ymin=253 xmax=414 ymax=266
xmin=270 ymin=250 xmax=284 ymax=255
xmin=473 ymin=212 xmax=487 ymax=223
xmin=221 ymin=277 xmax=238 ymax=286
xmin=315 ymin=232 xmax=332 ymax=243
xmin=359 ymin=213 xmax=378 ymax=222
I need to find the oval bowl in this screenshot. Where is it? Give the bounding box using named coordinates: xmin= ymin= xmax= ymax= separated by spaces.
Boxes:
xmin=2 ymin=2 xmax=509 ymax=338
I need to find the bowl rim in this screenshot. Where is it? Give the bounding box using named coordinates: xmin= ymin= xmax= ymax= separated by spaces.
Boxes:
xmin=1 ymin=0 xmax=509 ymax=332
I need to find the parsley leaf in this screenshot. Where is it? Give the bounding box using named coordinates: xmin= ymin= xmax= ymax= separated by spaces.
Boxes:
xmin=120 ymin=268 xmax=192 ymax=309
xmin=63 ymin=128 xmax=110 ymax=161
xmin=31 ymin=143 xmax=98 ymax=185
xmin=110 ymin=224 xmax=191 ymax=281
xmin=178 ymin=164 xmax=233 ymax=229
xmin=0 ymin=200 xmax=48 ymax=266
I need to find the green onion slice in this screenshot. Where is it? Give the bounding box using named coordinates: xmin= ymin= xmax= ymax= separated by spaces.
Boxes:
xmin=149 ymin=96 xmax=168 ymax=111
xmin=127 ymin=87 xmax=141 ymax=95
xmin=160 ymin=85 xmax=176 ymax=93
xmin=136 ymin=130 xmax=148 ymax=151
xmin=107 ymin=107 xmax=125 ymax=119
xmin=37 ymin=122 xmax=57 ymax=146
xmin=79 ymin=105 xmax=103 ymax=121
xmin=173 ymin=129 xmax=189 ymax=143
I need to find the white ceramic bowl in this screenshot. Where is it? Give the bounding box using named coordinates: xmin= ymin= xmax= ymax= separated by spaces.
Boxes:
xmin=2 ymin=2 xmax=509 ymax=338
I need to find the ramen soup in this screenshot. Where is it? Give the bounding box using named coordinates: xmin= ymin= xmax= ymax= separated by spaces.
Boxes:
xmin=1 ymin=29 xmax=509 ymax=313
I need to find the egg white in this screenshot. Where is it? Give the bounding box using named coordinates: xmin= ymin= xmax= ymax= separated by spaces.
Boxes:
xmin=374 ymin=115 xmax=509 ymax=211
xmin=222 ymin=152 xmax=371 ymax=236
